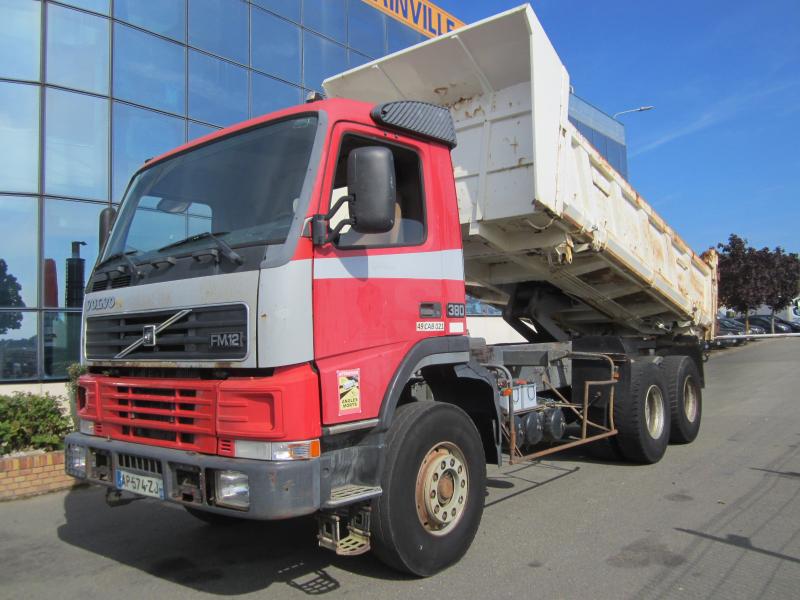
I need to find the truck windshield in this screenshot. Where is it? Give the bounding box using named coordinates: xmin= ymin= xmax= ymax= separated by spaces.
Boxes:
xmin=102 ymin=114 xmax=319 ymax=262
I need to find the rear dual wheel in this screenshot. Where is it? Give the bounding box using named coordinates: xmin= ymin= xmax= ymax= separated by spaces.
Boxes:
xmin=614 ymin=362 xmax=670 ymax=464
xmin=661 ymin=355 xmax=702 ymax=443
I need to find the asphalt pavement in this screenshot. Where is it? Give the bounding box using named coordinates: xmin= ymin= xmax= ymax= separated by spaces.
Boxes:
xmin=1 ymin=338 xmax=799 ymax=599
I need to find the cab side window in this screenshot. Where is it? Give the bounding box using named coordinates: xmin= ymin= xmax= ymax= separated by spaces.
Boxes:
xmin=330 ymin=135 xmax=425 ymax=248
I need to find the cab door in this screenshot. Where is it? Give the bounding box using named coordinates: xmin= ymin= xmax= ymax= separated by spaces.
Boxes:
xmin=312 ymin=123 xmax=457 ymax=425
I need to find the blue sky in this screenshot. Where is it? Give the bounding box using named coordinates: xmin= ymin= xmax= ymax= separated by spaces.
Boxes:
xmin=432 ymin=0 xmax=800 ymax=253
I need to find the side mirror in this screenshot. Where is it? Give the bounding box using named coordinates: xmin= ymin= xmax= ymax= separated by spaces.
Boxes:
xmin=347 ymin=146 xmax=396 ymax=233
xmin=99 ymin=206 xmax=117 ymax=250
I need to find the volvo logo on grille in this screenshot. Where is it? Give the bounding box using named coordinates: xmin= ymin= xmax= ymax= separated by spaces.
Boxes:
xmin=210 ymin=332 xmax=244 ymax=349
xmin=142 ymin=325 xmax=157 ymax=347
xmin=114 ymin=309 xmax=192 ymax=359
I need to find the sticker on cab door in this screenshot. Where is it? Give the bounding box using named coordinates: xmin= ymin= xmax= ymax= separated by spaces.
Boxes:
xmin=416 ymin=321 xmax=445 ymax=332
xmin=337 ymin=369 xmax=361 ymax=415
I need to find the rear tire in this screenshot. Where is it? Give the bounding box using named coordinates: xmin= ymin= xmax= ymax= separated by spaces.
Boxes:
xmin=614 ymin=361 xmax=670 ymax=464
xmin=661 ymin=355 xmax=702 ymax=444
xmin=371 ymin=401 xmax=486 ymax=576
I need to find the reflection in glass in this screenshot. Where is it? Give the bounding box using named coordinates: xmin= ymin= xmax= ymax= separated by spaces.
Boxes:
xmin=0 ymin=196 xmax=37 ymax=309
xmin=43 ymin=199 xmax=104 ymax=308
xmin=47 ymin=4 xmax=109 ymax=95
xmin=113 ymin=103 xmax=185 ymax=201
xmin=251 ymin=73 xmax=301 ymax=117
xmin=349 ymin=0 xmax=385 ymax=58
xmin=188 ymin=121 xmax=220 ymax=140
xmin=253 ymin=0 xmax=299 ymax=23
xmin=114 ymin=0 xmax=185 ymax=41
xmin=252 ymin=8 xmax=301 ymax=84
xmin=303 ymin=0 xmax=346 ymax=43
xmin=44 ymin=311 xmax=81 ymax=379
xmin=348 ymin=50 xmax=371 ymax=70
xmin=0 ymin=82 xmax=40 ymax=193
xmin=45 ymin=88 xmax=109 ymax=200
xmin=0 ymin=0 xmax=41 ymax=81
xmin=188 ymin=0 xmax=248 ymax=64
xmin=188 ymin=51 xmax=248 ymax=126
xmin=388 ymin=18 xmax=424 ymax=53
xmin=57 ymin=0 xmax=109 ymax=14
xmin=114 ymin=23 xmax=186 ymax=115
xmin=0 ymin=311 xmax=37 ymax=381
xmin=303 ymin=31 xmax=347 ymax=92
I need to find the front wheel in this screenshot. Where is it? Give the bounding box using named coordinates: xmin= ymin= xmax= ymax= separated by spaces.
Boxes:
xmin=371 ymin=402 xmax=486 ymax=576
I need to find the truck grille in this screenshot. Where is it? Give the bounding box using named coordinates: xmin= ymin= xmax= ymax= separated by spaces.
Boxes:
xmin=99 ymin=380 xmax=217 ymax=453
xmin=85 ymin=304 xmax=247 ymax=361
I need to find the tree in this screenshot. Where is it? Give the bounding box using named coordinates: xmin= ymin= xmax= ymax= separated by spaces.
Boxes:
xmin=717 ymin=235 xmax=770 ymax=330
xmin=763 ymin=247 xmax=800 ymax=333
xmin=0 ymin=259 xmax=25 ymax=335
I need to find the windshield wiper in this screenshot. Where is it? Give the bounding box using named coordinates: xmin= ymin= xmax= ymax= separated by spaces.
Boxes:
xmin=158 ymin=231 xmax=243 ymax=265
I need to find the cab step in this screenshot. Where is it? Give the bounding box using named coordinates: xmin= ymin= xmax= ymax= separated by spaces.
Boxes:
xmin=323 ymin=484 xmax=382 ymax=508
xmin=317 ymin=506 xmax=372 ymax=556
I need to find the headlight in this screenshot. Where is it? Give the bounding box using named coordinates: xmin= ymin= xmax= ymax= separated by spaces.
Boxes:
xmin=79 ymin=419 xmax=95 ymax=435
xmin=215 ymin=470 xmax=250 ymax=510
xmin=66 ymin=443 xmax=87 ymax=477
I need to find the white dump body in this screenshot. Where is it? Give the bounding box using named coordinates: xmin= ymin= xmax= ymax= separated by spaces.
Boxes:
xmin=324 ymin=5 xmax=717 ymax=336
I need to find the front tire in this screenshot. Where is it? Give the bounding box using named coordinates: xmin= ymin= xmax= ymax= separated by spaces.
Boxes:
xmin=614 ymin=361 xmax=670 ymax=464
xmin=371 ymin=402 xmax=486 ymax=576
xmin=661 ymin=355 xmax=702 ymax=443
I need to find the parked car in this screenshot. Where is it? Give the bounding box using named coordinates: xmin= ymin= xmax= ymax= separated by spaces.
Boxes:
xmin=716 ymin=318 xmax=747 ymax=347
xmin=735 ymin=315 xmax=792 ymax=334
xmin=719 ymin=317 xmax=763 ymax=339
xmin=770 ymin=316 xmax=800 ymax=332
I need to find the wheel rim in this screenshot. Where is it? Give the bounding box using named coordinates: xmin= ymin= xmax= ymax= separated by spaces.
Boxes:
xmin=683 ymin=376 xmax=699 ymax=423
xmin=644 ymin=384 xmax=665 ymax=439
xmin=415 ymin=442 xmax=469 ymax=536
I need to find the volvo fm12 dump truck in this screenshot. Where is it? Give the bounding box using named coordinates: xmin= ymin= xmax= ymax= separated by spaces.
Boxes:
xmin=66 ymin=5 xmax=717 ymax=576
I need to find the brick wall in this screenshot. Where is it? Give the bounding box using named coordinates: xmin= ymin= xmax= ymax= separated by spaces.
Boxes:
xmin=0 ymin=451 xmax=78 ymax=501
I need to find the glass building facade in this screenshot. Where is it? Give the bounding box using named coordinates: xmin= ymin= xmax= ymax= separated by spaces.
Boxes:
xmin=0 ymin=0 xmax=426 ymax=383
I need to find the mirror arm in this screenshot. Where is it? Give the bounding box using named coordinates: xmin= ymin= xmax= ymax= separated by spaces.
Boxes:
xmin=312 ymin=194 xmax=354 ymax=246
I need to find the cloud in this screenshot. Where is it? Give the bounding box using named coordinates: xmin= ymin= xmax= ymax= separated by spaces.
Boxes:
xmin=629 ymin=81 xmax=799 ymax=158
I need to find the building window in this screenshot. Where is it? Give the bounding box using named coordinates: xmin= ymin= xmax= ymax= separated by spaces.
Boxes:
xmin=113 ymin=23 xmax=186 ymax=115
xmin=0 ymin=82 xmax=40 ymax=194
xmin=114 ymin=0 xmax=186 ymax=42
xmin=388 ymin=17 xmax=424 ymax=53
xmin=188 ymin=0 xmax=248 ymax=64
xmin=43 ymin=311 xmax=82 ymax=379
xmin=303 ymin=0 xmax=346 ymax=44
xmin=251 ymin=73 xmax=302 ymax=117
xmin=349 ymin=0 xmax=385 ymax=58
xmin=44 ymin=88 xmax=109 ymax=201
xmin=251 ymin=7 xmax=302 ymax=84
xmin=188 ymin=50 xmax=248 ymax=126
xmin=46 ymin=4 xmax=110 ymax=96
xmin=0 ymin=196 xmax=38 ymax=310
xmin=253 ymin=0 xmax=300 ymax=23
xmin=303 ymin=31 xmax=347 ymax=92
xmin=42 ymin=199 xmax=105 ymax=308
xmin=188 ymin=121 xmax=220 ymax=140
xmin=0 ymin=311 xmax=38 ymax=381
xmin=57 ymin=0 xmax=109 ymax=15
xmin=0 ymin=0 xmax=41 ymax=82
xmin=112 ymin=102 xmax=185 ymax=201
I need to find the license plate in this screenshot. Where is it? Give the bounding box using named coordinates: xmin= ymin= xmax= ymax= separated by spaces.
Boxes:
xmin=115 ymin=468 xmax=164 ymax=500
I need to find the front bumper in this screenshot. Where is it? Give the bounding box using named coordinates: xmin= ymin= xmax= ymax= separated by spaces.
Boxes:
xmin=64 ymin=432 xmax=321 ymax=520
